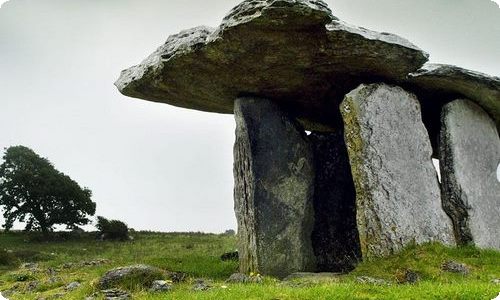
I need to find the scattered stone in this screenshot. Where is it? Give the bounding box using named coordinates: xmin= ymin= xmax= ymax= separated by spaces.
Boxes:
xmin=309 ymin=131 xmax=361 ymax=272
xmin=234 ymin=97 xmax=316 ymax=278
xmin=356 ymin=276 xmax=389 ymax=285
xmin=396 ymin=269 xmax=420 ymax=284
xmin=284 ymin=272 xmax=341 ymax=284
xmin=115 ymin=0 xmax=428 ymax=132
xmin=81 ymin=259 xmax=111 ymax=266
xmin=47 ymin=276 xmax=61 ymax=284
xmin=20 ymin=263 xmax=38 ymax=271
xmin=98 ymin=264 xmax=165 ymax=289
xmin=101 ymin=289 xmax=130 ymax=300
xmin=192 ymin=279 xmax=211 ymax=291
xmin=65 ymin=282 xmax=81 ymax=291
xmin=149 ymin=280 xmax=172 ymax=292
xmin=220 ymin=251 xmax=239 ymax=261
xmin=26 ymin=280 xmax=40 ymax=292
xmin=491 ymin=279 xmax=500 ymax=284
xmin=341 ymin=83 xmax=455 ymax=258
xmin=165 ymin=271 xmax=187 ymax=283
xmin=439 ymin=99 xmax=500 ymax=249
xmin=441 ymin=261 xmax=470 ymax=275
xmin=46 ymin=268 xmax=57 ymax=276
xmin=225 ymin=273 xmax=263 ymax=284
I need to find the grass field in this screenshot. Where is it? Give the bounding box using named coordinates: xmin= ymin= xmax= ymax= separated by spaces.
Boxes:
xmin=0 ymin=231 xmax=499 ymax=299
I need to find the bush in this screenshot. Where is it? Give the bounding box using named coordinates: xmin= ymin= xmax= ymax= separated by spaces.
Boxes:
xmin=0 ymin=249 xmax=17 ymax=266
xmin=96 ymin=216 xmax=129 ymax=241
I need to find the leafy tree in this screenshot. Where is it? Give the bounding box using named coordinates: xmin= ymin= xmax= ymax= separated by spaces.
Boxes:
xmin=0 ymin=146 xmax=96 ymax=236
xmin=96 ymin=216 xmax=129 ymax=241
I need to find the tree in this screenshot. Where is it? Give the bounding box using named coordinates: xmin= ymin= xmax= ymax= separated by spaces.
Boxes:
xmin=0 ymin=146 xmax=96 ymax=236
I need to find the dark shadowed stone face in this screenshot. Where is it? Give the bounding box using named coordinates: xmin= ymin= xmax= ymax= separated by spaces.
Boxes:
xmin=341 ymin=83 xmax=455 ymax=258
xmin=309 ymin=131 xmax=361 ymax=272
xmin=439 ymin=99 xmax=500 ymax=249
xmin=115 ymin=0 xmax=428 ymax=131
xmin=233 ymin=97 xmax=316 ymax=278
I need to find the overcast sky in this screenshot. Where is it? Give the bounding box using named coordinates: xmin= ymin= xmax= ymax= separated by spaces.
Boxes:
xmin=0 ymin=0 xmax=499 ymax=232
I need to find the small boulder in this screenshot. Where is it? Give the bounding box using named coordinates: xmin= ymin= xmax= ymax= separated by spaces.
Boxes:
xmin=441 ymin=261 xmax=470 ymax=275
xmin=356 ymin=276 xmax=389 ymax=285
xmin=396 ymin=269 xmax=420 ymax=284
xmin=166 ymin=271 xmax=187 ymax=283
xmin=149 ymin=280 xmax=172 ymax=292
xmin=98 ymin=264 xmax=165 ymax=290
xmin=192 ymin=279 xmax=211 ymax=291
xmin=101 ymin=289 xmax=130 ymax=300
xmin=65 ymin=282 xmax=81 ymax=291
xmin=226 ymin=273 xmax=250 ymax=283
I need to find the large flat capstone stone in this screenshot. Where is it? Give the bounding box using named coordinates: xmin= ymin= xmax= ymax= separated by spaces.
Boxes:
xmin=439 ymin=99 xmax=500 ymax=249
xmin=115 ymin=0 xmax=428 ymax=131
xmin=309 ymin=132 xmax=360 ymax=272
xmin=233 ymin=97 xmax=316 ymax=278
xmin=341 ymin=83 xmax=455 ymax=258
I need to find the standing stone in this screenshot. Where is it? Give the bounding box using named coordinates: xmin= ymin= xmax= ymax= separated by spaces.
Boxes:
xmin=439 ymin=99 xmax=500 ymax=249
xmin=309 ymin=132 xmax=361 ymax=272
xmin=341 ymin=83 xmax=455 ymax=258
xmin=234 ymin=97 xmax=316 ymax=278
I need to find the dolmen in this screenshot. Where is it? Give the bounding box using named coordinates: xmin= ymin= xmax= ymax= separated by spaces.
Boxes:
xmin=116 ymin=0 xmax=500 ymax=278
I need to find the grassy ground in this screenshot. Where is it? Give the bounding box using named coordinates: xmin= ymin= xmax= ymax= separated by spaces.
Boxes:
xmin=0 ymin=231 xmax=499 ymax=299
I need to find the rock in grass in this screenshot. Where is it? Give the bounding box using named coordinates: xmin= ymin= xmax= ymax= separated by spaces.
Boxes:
xmin=65 ymin=281 xmax=81 ymax=291
xmin=341 ymin=83 xmax=455 ymax=258
xmin=226 ymin=273 xmax=263 ymax=284
xmin=166 ymin=271 xmax=187 ymax=283
xmin=284 ymin=272 xmax=341 ymax=284
xmin=101 ymin=289 xmax=130 ymax=300
xmin=439 ymin=99 xmax=500 ymax=249
xmin=396 ymin=269 xmax=420 ymax=284
xmin=98 ymin=264 xmax=165 ymax=290
xmin=441 ymin=261 xmax=470 ymax=275
xmin=356 ymin=276 xmax=389 ymax=285
xmin=192 ymin=279 xmax=211 ymax=291
xmin=149 ymin=280 xmax=172 ymax=292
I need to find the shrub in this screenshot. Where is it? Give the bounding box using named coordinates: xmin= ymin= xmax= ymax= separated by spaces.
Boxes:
xmin=96 ymin=216 xmax=129 ymax=241
xmin=0 ymin=249 xmax=17 ymax=266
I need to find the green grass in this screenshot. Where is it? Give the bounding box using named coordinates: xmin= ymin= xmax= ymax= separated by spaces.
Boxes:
xmin=0 ymin=231 xmax=499 ymax=299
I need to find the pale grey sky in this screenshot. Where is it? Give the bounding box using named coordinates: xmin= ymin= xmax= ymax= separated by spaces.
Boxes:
xmin=0 ymin=0 xmax=499 ymax=232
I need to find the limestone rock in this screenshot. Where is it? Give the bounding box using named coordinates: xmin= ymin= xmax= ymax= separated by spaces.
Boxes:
xmin=65 ymin=282 xmax=81 ymax=291
xmin=309 ymin=132 xmax=360 ymax=272
xmin=341 ymin=83 xmax=455 ymax=258
xmin=234 ymin=97 xmax=315 ymax=278
xmin=98 ymin=265 xmax=165 ymax=290
xmin=441 ymin=260 xmax=470 ymax=275
xmin=116 ymin=0 xmax=428 ymax=131
xmin=149 ymin=280 xmax=172 ymax=292
xmin=407 ymin=64 xmax=500 ymax=131
xmin=283 ymin=272 xmax=341 ymax=283
xmin=356 ymin=276 xmax=389 ymax=285
xmin=439 ymin=99 xmax=500 ymax=249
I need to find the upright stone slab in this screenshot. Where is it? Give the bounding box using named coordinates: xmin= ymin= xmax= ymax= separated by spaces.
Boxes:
xmin=309 ymin=132 xmax=361 ymax=272
xmin=233 ymin=97 xmax=316 ymax=278
xmin=439 ymin=99 xmax=500 ymax=249
xmin=341 ymin=83 xmax=455 ymax=258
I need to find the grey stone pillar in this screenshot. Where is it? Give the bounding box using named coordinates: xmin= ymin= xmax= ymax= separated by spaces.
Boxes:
xmin=341 ymin=83 xmax=455 ymax=258
xmin=309 ymin=131 xmax=361 ymax=272
xmin=439 ymin=99 xmax=500 ymax=249
xmin=233 ymin=97 xmax=316 ymax=278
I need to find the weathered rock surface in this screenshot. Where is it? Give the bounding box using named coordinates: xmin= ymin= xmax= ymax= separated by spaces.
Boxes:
xmin=98 ymin=265 xmax=165 ymax=290
xmin=309 ymin=132 xmax=360 ymax=272
xmin=441 ymin=260 xmax=470 ymax=275
xmin=115 ymin=0 xmax=428 ymax=131
xmin=439 ymin=99 xmax=500 ymax=249
xmin=341 ymin=83 xmax=455 ymax=258
xmin=234 ymin=97 xmax=316 ymax=278
xmin=407 ymin=64 xmax=500 ymax=131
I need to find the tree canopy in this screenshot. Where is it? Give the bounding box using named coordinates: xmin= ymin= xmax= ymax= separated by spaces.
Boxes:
xmin=0 ymin=146 xmax=96 ymax=234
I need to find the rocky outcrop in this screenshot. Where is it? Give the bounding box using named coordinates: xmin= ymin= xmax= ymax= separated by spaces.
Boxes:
xmin=98 ymin=265 xmax=165 ymax=290
xmin=234 ymin=97 xmax=316 ymax=278
xmin=115 ymin=0 xmax=428 ymax=131
xmin=439 ymin=99 xmax=500 ymax=249
xmin=309 ymin=132 xmax=360 ymax=272
xmin=341 ymin=84 xmax=455 ymax=258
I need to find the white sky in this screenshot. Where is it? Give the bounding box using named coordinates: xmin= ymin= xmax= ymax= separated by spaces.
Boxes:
xmin=0 ymin=0 xmax=499 ymax=233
